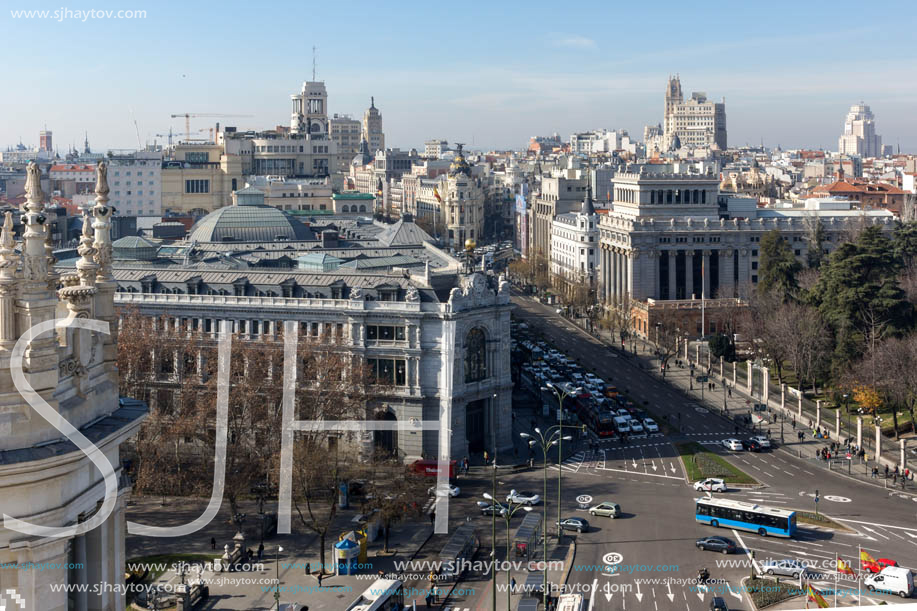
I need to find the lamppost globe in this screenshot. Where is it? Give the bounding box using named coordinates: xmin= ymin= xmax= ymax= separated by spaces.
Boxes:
xmin=483 ymin=492 xmax=493 ymax=501
xmin=520 ymin=432 xmax=531 ymax=439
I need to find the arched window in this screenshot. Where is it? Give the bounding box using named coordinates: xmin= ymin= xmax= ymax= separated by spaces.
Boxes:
xmin=359 ymin=204 xmax=367 ymax=212
xmin=464 ymin=328 xmax=488 ymax=383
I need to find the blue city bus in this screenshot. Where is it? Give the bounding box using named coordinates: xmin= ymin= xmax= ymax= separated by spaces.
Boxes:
xmin=695 ymin=497 xmax=796 ymax=538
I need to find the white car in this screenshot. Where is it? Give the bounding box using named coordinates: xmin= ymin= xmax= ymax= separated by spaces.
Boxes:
xmin=629 ymin=421 xmax=645 ymax=435
xmin=428 ymin=484 xmax=460 ymax=498
xmin=643 ymin=418 xmax=659 ymax=433
xmin=694 ymin=478 xmax=727 ymax=492
xmin=722 ymin=438 xmax=743 ymax=451
xmin=506 ymin=490 xmax=541 ymax=506
xmin=751 ymin=435 xmax=771 ymax=449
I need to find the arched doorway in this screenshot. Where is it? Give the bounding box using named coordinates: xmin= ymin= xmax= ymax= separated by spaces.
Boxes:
xmin=465 ymin=399 xmax=486 ymax=453
xmin=374 ymin=410 xmax=397 ymax=457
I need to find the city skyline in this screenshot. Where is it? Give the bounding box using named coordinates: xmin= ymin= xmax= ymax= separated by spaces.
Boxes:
xmin=2 ymin=0 xmax=916 ymax=153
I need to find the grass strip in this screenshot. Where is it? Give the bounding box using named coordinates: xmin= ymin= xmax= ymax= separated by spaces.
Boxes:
xmin=676 ymin=442 xmax=758 ymax=484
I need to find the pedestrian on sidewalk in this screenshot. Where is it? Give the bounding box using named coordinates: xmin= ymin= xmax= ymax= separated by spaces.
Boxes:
xmin=885 ymin=465 xmax=890 ymax=478
xmin=484 ymin=449 xmax=489 ymax=464
xmin=305 ymin=562 xmax=310 ymax=576
xmin=258 ymin=542 xmax=264 ymax=561
xmin=211 ymin=537 xmax=216 ymax=550
xmin=872 ymin=467 xmax=878 ymax=478
xmin=511 ymin=576 xmax=517 ymax=593
xmin=430 ymin=511 xmax=435 ymax=525
xmin=317 ymin=572 xmax=323 ymax=587
xmin=728 ymin=386 xmax=732 ymax=398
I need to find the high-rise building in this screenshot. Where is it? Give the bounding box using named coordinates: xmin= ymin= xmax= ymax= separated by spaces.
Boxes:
xmin=0 ymin=163 xmax=147 ymax=611
xmin=838 ymin=103 xmax=883 ymax=158
xmin=107 ymin=150 xmax=163 ymax=217
xmin=652 ymin=76 xmax=727 ymax=152
xmin=362 ymin=97 xmax=384 ymax=154
xmin=39 ymin=129 xmax=52 ymax=152
xmin=290 ymin=81 xmax=329 ymax=136
xmin=424 ymin=139 xmax=449 ymax=159
xmin=330 ymin=114 xmax=361 ymax=172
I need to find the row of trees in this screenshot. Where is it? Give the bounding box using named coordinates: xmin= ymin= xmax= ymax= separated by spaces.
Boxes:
xmin=735 ymin=221 xmax=917 ymax=435
xmin=118 ymin=310 xmax=428 ymax=570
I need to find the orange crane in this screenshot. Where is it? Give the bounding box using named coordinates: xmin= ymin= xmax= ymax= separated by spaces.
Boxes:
xmin=170 ymin=113 xmax=253 ymax=137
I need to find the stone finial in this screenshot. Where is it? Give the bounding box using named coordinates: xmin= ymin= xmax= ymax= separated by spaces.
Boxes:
xmin=24 ymin=161 xmax=43 ymax=213
xmin=91 ymin=162 xmax=113 ymax=280
xmin=76 ymin=214 xmax=98 ymax=285
xmin=0 ymin=212 xmax=18 ymax=279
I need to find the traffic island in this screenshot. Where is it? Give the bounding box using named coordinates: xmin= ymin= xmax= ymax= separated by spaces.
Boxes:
xmin=794 ymin=510 xmax=854 ymax=533
xmin=675 ymin=442 xmax=759 ymax=485
xmin=742 ymin=576 xmax=802 ymax=609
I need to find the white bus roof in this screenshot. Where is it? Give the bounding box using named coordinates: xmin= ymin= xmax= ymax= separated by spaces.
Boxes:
xmin=557 ymin=593 xmax=584 ymax=611
xmin=696 ymin=497 xmax=794 ymax=518
xmin=345 ymin=578 xmax=403 ymax=611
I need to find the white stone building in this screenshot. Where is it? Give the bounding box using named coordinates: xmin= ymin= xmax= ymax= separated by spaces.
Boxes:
xmin=424 ymin=139 xmax=449 ymax=159
xmin=838 ymin=103 xmax=883 ymax=158
xmin=107 ymin=150 xmax=163 ymax=217
xmin=550 ymin=189 xmax=598 ymax=290
xmin=362 ymin=97 xmax=385 ymax=154
xmin=442 ymin=145 xmax=485 ymax=250
xmin=646 ymin=76 xmax=726 ymax=153
xmin=597 ymin=164 xmax=897 ymax=318
xmin=0 ymin=163 xmax=146 ymax=611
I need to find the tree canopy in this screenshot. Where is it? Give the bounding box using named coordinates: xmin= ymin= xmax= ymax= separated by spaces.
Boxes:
xmin=758 ymin=230 xmax=801 ymax=300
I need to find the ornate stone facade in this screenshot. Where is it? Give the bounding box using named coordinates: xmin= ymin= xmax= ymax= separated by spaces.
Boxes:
xmin=0 ymin=162 xmax=147 ymax=611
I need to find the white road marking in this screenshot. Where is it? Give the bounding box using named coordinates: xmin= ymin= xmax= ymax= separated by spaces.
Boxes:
xmin=762 ymin=471 xmax=775 ymax=478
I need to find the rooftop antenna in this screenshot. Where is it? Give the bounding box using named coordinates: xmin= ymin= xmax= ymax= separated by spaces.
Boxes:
xmin=312 ymin=45 xmax=317 ymax=81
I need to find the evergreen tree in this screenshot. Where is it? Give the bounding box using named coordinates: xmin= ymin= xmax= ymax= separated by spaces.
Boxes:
xmin=892 ymin=221 xmax=917 ymax=268
xmin=809 ymin=226 xmax=913 ymax=366
xmin=758 ymin=230 xmax=801 ymax=301
xmin=806 ymin=218 xmax=826 ymax=269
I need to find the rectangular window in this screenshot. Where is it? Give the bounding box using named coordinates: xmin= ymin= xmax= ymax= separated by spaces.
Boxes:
xmin=185 ymin=179 xmax=210 ymax=194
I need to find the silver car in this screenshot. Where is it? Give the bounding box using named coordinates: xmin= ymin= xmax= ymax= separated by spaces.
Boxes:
xmin=760 ymin=559 xmax=809 ymax=579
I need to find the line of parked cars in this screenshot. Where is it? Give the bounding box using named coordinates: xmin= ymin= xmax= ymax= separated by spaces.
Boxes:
xmin=721 ymin=435 xmax=771 ymax=452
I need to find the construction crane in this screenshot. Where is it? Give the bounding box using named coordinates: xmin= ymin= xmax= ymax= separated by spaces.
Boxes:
xmin=170 ymin=113 xmax=253 ymax=137
xmin=154 ymin=128 xmax=207 ymax=147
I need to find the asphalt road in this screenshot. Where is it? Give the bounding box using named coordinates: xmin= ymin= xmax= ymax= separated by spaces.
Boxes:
xmin=474 ymin=293 xmax=917 ymax=610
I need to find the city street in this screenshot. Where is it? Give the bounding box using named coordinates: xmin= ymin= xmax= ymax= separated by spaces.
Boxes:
xmin=455 ymin=292 xmax=917 ymax=610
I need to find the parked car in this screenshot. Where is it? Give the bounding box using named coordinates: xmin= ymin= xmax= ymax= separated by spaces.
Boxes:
xmin=629 ymin=421 xmax=645 ymax=435
xmin=751 ymin=435 xmax=771 ymax=449
xmin=694 ymin=478 xmax=727 ymax=492
xmin=862 ymin=558 xmax=899 ymax=574
xmin=428 ymin=484 xmax=460 ymax=498
xmin=589 ymin=501 xmax=621 ymax=518
xmin=722 ymin=438 xmax=743 ymax=451
xmin=696 ymin=536 xmax=736 ymax=554
xmin=760 ymin=559 xmax=809 ymax=579
xmin=741 ymin=439 xmax=763 ymax=452
xmin=557 ymin=517 xmax=590 ymax=533
xmin=506 ymin=490 xmax=541 ymax=506
xmin=643 ymin=418 xmax=659 ymax=433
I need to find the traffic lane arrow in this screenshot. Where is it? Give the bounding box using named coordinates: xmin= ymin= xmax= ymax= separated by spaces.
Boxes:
xmin=727 ymin=582 xmax=744 ymax=601
xmin=634 ymin=581 xmax=643 ymax=603
xmin=666 ymin=581 xmax=674 ymax=603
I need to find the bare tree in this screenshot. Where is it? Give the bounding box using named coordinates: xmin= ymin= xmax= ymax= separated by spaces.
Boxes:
xmin=360 ymin=460 xmax=428 ymax=553
xmin=654 ymin=306 xmax=683 ymax=377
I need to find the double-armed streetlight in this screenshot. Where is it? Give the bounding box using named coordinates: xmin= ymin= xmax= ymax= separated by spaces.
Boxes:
xmin=520 ymin=427 xmax=570 ymax=600
xmin=483 ymin=492 xmax=532 ymax=611
xmin=543 ymin=383 xmax=585 ymax=539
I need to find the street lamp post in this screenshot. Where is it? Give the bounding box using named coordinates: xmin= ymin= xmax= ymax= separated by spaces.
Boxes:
xmin=545 ymin=383 xmax=578 ymax=539
xmin=485 ymin=493 xmax=532 ymax=611
xmin=490 ymin=392 xmax=497 ymax=611
xmin=274 ymin=545 xmax=284 ymax=610
xmin=843 ymin=393 xmax=851 ymax=444
xmin=521 ymin=428 xmax=563 ymax=601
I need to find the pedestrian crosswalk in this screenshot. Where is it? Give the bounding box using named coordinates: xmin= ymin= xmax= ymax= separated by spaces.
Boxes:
xmin=550 ymin=448 xmax=684 ymax=480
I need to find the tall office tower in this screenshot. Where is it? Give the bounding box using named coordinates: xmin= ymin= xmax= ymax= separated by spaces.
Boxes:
xmin=838 ymin=103 xmax=883 ymax=158
xmin=362 ymin=97 xmax=385 ymax=154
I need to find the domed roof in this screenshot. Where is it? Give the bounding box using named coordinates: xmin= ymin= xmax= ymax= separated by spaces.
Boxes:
xmin=449 ymin=143 xmax=471 ymax=177
xmin=189 ymin=203 xmax=315 ymax=243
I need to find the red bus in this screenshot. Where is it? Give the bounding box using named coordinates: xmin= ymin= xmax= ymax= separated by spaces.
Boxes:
xmin=411 ymin=459 xmax=457 ymax=479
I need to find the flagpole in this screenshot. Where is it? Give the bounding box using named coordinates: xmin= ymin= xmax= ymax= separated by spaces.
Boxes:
xmin=834 ymin=552 xmax=838 ymax=608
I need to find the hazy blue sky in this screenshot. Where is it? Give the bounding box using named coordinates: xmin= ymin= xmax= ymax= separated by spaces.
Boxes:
xmin=3 ymin=0 xmax=916 ymax=153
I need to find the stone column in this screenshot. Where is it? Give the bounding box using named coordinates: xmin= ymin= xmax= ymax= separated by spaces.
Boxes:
xmin=781 ymin=383 xmax=786 ymax=411
xmin=732 ymin=361 xmax=736 ymax=387
xmin=762 ymin=368 xmax=769 ymax=404
xmin=816 ymin=400 xmax=822 ymax=430
xmin=720 ymin=248 xmax=735 ymax=298
xmin=702 ymin=250 xmax=711 ymax=298
xmin=720 ymin=356 xmax=725 ymax=380
xmin=685 ymin=250 xmax=694 ymax=299
xmin=857 ymin=416 xmax=863 ymax=449
xmin=625 ymin=251 xmax=634 ymax=298
xmin=610 ymin=250 xmax=618 ymax=301
xmin=74 ymin=533 xmax=89 ymax=610
xmin=746 ymin=361 xmax=753 ymax=394
xmin=797 ymin=393 xmax=803 ymax=418
xmin=876 ymin=425 xmax=882 ymax=459
xmin=86 ymin=503 xmax=112 ymax=611
xmin=836 ymin=409 xmax=841 ymax=440
xmin=695 ymin=343 xmax=700 ymax=363
xmin=901 ymin=439 xmax=907 ymax=473
xmin=668 ymin=251 xmax=677 ymax=300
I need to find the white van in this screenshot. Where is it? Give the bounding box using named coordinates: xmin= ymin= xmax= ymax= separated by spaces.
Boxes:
xmin=865 ymin=566 xmax=914 ymax=598
xmin=613 ymin=416 xmax=631 ymax=434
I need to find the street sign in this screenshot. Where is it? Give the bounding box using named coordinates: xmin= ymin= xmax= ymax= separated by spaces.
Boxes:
xmin=696 ymin=376 xmax=708 ymax=383
xmin=576 ymin=495 xmax=593 ymax=510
